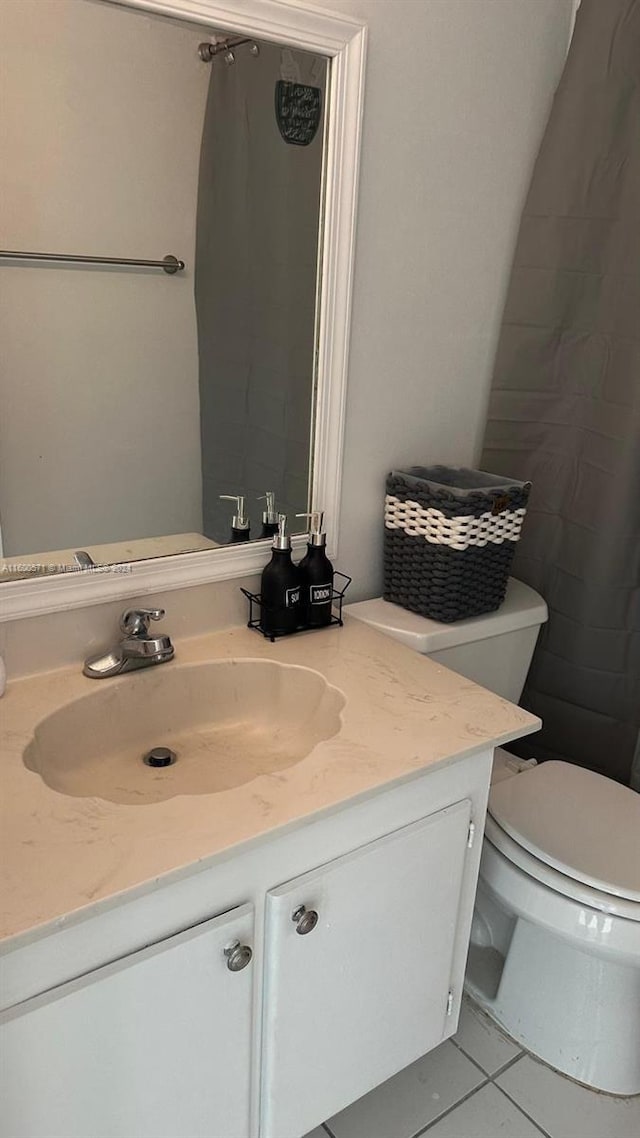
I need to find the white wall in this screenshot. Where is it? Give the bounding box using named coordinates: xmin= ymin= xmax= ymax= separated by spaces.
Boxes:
xmin=0 ymin=0 xmax=209 ymax=555
xmin=324 ymin=0 xmax=574 ymax=600
xmin=0 ymin=0 xmax=575 ymax=669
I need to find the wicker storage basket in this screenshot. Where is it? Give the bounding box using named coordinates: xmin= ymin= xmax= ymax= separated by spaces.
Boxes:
xmin=384 ymin=466 xmax=531 ymax=623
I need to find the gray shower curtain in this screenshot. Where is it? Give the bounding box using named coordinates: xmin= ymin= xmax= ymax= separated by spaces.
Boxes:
xmin=482 ymin=0 xmax=640 ymax=785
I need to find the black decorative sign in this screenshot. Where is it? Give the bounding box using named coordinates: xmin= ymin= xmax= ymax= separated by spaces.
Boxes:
xmin=275 ymin=81 xmax=322 ymax=147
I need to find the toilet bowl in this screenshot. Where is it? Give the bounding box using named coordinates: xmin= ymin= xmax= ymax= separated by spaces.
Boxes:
xmin=345 ymin=581 xmax=640 ymax=1095
xmin=469 ymin=749 xmax=640 ymax=1096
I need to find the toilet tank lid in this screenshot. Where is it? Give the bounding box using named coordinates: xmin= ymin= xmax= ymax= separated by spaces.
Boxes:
xmin=344 ymin=578 xmax=548 ymax=654
xmin=489 ymin=760 xmax=640 ymax=903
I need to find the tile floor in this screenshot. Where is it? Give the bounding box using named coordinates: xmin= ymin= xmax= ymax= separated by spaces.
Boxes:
xmin=305 ymin=996 xmax=640 ymax=1138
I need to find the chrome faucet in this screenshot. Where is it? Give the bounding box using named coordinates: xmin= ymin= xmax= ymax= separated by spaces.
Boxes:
xmin=73 ymin=550 xmax=96 ymax=569
xmin=83 ymin=607 xmax=174 ymax=679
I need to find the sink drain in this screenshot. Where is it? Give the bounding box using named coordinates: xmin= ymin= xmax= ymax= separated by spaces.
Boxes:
xmin=143 ymin=746 xmax=177 ymax=768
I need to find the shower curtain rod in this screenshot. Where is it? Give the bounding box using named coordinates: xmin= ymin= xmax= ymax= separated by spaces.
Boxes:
xmin=0 ymin=251 xmax=185 ymax=274
xmin=198 ymin=37 xmax=259 ymax=62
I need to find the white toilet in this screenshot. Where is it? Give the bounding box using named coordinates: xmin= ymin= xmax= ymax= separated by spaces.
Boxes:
xmin=346 ymin=579 xmax=640 ymax=1096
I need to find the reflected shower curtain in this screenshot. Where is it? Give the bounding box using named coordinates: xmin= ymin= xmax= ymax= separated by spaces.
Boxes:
xmin=482 ymin=0 xmax=640 ymax=784
xmin=194 ymin=44 xmax=325 ymax=544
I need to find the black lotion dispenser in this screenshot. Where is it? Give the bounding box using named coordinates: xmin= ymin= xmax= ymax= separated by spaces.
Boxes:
xmin=296 ymin=510 xmax=334 ymax=627
xmin=219 ymin=495 xmax=251 ymax=543
xmin=258 ymin=491 xmax=280 ymax=539
xmin=260 ymin=514 xmax=301 ymax=636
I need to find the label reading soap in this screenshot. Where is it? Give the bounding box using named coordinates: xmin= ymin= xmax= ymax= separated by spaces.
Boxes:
xmin=286 ymin=586 xmax=301 ymax=608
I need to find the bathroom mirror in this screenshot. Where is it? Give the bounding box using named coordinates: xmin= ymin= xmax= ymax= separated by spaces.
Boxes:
xmin=0 ymin=0 xmax=330 ymax=578
xmin=0 ymin=0 xmax=365 ymax=619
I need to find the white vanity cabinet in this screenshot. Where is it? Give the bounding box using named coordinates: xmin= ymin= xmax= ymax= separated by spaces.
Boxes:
xmin=261 ymin=801 xmax=472 ymax=1138
xmin=0 ymin=903 xmax=256 ymax=1138
xmin=0 ymin=749 xmax=492 ymax=1138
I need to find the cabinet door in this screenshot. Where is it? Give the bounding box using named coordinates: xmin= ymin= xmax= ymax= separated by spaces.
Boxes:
xmin=0 ymin=903 xmax=254 ymax=1138
xmin=261 ymin=801 xmax=472 ymax=1138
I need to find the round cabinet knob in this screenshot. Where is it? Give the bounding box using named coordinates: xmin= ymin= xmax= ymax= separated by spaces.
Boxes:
xmin=224 ymin=941 xmax=252 ymax=972
xmin=292 ymin=904 xmax=319 ymax=935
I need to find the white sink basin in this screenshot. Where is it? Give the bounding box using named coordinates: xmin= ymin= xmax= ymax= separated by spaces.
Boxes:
xmin=23 ymin=659 xmax=345 ymax=804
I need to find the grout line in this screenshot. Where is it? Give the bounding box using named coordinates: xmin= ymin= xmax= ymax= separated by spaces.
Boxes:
xmin=490 ymin=1050 xmax=525 ymax=1079
xmin=449 ymin=1034 xmax=493 ymax=1076
xmin=410 ymin=1074 xmax=491 ymax=1138
xmin=322 ymin=1124 xmax=337 ymax=1138
xmin=450 ymin=1033 xmax=522 ymax=1081
xmin=491 ymin=1081 xmax=554 ymax=1138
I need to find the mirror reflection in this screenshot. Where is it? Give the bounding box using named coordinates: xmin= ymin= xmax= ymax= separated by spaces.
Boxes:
xmin=0 ymin=0 xmax=327 ymax=581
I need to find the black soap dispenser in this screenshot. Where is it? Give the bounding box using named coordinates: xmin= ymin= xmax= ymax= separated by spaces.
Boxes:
xmin=258 ymin=491 xmax=280 ymax=539
xmin=296 ymin=510 xmax=334 ymax=628
xmin=220 ymin=494 xmax=251 ymax=543
xmin=260 ymin=514 xmax=301 ymax=636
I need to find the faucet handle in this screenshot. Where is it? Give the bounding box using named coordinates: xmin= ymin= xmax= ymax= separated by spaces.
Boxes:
xmin=120 ymin=607 xmax=165 ymax=638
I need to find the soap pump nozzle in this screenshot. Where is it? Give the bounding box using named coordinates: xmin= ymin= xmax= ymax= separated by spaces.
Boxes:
xmin=296 ymin=510 xmax=326 ymax=547
xmin=258 ymin=491 xmax=279 ymax=538
xmin=272 ymin=513 xmax=291 ymax=551
xmin=220 ymin=494 xmax=250 ymax=542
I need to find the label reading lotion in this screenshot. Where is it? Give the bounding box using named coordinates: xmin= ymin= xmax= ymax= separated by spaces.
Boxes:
xmin=311 ymin=584 xmax=332 ymax=605
xmin=286 ymin=586 xmax=301 ymax=608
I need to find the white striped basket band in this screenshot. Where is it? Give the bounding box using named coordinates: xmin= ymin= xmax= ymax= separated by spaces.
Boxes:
xmin=384 ymin=495 xmax=527 ymax=551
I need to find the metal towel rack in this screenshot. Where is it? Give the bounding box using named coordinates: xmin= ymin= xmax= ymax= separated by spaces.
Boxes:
xmin=0 ymin=250 xmax=185 ymax=274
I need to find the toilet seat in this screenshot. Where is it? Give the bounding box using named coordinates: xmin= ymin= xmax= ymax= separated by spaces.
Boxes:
xmin=487 ymin=760 xmax=640 ymax=910
xmin=484 ymin=813 xmax=640 ymax=921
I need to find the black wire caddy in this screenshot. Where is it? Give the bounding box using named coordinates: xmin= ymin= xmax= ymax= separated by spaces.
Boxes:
xmin=241 ymin=572 xmax=352 ymax=642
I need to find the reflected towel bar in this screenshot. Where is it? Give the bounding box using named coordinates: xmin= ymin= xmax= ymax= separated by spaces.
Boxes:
xmin=0 ymin=250 xmax=185 ymax=274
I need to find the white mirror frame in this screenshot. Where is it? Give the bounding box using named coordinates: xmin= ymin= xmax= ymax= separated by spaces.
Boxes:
xmin=0 ymin=0 xmax=366 ymax=622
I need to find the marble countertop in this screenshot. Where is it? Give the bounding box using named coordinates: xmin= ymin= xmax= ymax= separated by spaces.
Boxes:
xmin=0 ymin=618 xmax=539 ymax=947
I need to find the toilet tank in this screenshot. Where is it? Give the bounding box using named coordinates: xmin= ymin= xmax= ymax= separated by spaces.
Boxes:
xmin=345 ymin=578 xmax=548 ymax=703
